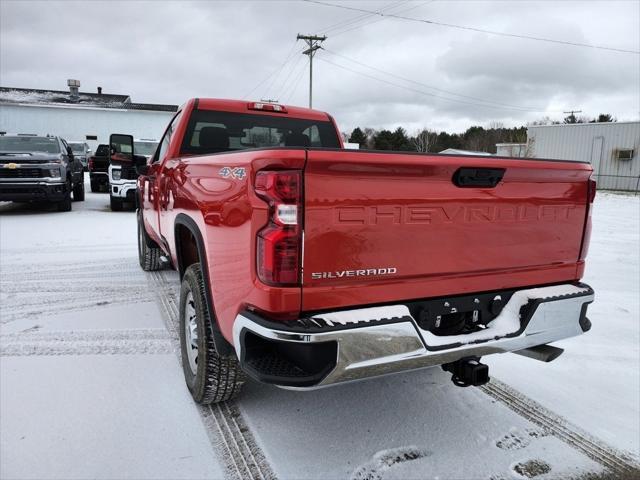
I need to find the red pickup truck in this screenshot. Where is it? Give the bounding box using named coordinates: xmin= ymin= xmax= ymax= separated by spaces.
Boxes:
xmin=117 ymin=98 xmax=595 ymax=404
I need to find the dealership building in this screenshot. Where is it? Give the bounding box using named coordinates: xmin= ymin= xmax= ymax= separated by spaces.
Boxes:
xmin=527 ymin=121 xmax=640 ymax=192
xmin=0 ymin=80 xmax=178 ymax=150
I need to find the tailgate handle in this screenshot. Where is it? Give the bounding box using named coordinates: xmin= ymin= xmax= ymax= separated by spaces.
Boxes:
xmin=453 ymin=167 xmax=505 ymax=188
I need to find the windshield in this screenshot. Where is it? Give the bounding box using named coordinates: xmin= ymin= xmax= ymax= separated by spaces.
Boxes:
xmin=134 ymin=141 xmax=158 ymax=156
xmin=69 ymin=143 xmax=85 ymax=153
xmin=0 ymin=136 xmax=60 ymax=154
xmin=95 ymin=144 xmax=110 ymax=156
xmin=180 ymin=110 xmax=341 ymax=155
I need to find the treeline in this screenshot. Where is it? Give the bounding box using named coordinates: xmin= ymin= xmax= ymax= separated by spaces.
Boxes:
xmin=345 ymin=113 xmax=616 ymax=154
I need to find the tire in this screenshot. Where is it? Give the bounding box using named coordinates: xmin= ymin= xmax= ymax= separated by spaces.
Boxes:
xmin=180 ymin=263 xmax=245 ymax=404
xmin=90 ymin=180 xmax=99 ymax=193
xmin=73 ymin=175 xmax=85 ymax=201
xmin=110 ymin=196 xmax=123 ymax=211
xmin=57 ymin=179 xmax=72 ymax=212
xmin=137 ymin=209 xmax=163 ymax=271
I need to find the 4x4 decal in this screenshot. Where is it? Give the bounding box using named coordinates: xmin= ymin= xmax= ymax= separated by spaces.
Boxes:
xmin=219 ymin=167 xmax=246 ymax=180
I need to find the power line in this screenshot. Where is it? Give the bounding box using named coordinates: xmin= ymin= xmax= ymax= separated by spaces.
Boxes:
xmin=284 ymin=60 xmax=309 ymax=103
xmin=275 ymin=54 xmax=306 ymax=100
xmin=278 ymin=56 xmax=307 ymax=101
xmin=322 ymin=48 xmax=548 ymax=111
xmin=330 ymin=1 xmax=432 ymax=38
xmin=261 ymin=44 xmax=302 ymax=100
xmin=317 ymin=56 xmax=557 ymax=112
xmin=242 ymin=41 xmax=299 ymax=100
xmin=317 ymin=1 xmax=408 ymax=35
xmin=303 ymin=0 xmax=640 ymax=54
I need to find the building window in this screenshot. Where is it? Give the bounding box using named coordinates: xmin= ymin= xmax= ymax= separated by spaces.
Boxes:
xmin=616 ymin=149 xmax=635 ymax=161
xmin=86 ymin=135 xmax=98 ymax=141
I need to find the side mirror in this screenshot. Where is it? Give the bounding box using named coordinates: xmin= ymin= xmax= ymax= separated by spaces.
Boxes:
xmin=66 ymin=146 xmax=73 ymax=156
xmin=109 ymin=133 xmax=134 ymax=164
xmin=133 ymin=155 xmax=149 ymax=176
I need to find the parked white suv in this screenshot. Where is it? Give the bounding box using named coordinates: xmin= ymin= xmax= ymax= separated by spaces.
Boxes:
xmin=108 ymin=139 xmax=158 ymax=211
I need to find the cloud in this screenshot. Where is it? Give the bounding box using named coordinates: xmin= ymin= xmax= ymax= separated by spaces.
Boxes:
xmin=1 ymin=0 xmax=638 ymax=133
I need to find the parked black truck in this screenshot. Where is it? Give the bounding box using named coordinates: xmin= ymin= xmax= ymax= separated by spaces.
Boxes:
xmin=0 ymin=134 xmax=85 ymax=211
xmin=88 ymin=143 xmax=110 ymax=192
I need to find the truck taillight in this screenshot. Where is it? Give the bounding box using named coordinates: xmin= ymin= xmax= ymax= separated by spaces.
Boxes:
xmin=255 ymin=170 xmax=302 ymax=286
xmin=88 ymin=157 xmax=94 ymax=171
xmin=588 ymin=178 xmax=597 ymax=204
xmin=580 ymin=175 xmax=596 ymax=261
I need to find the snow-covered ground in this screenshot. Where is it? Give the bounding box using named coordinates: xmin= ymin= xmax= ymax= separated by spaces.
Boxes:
xmin=1 ymin=185 xmax=638 ymax=479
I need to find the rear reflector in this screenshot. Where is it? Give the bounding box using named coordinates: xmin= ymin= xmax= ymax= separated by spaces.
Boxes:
xmin=255 ymin=170 xmax=302 ymax=286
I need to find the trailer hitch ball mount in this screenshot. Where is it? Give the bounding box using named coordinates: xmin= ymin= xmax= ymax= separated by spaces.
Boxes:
xmin=442 ymin=357 xmax=490 ymax=387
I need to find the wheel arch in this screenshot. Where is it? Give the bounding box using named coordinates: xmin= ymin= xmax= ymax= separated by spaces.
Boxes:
xmin=174 ymin=214 xmax=234 ymax=356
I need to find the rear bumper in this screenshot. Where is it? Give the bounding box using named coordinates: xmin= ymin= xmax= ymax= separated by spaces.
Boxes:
xmin=0 ymin=181 xmax=68 ymax=202
xmin=233 ymin=283 xmax=594 ymax=389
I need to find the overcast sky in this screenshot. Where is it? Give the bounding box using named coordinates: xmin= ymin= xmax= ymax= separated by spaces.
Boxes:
xmin=1 ymin=0 xmax=639 ymax=133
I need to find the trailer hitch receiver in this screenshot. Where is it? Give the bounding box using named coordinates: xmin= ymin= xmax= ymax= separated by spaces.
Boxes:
xmin=442 ymin=357 xmax=489 ymax=387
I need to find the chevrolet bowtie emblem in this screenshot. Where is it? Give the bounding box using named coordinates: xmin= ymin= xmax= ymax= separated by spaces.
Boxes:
xmin=5 ymin=163 xmax=18 ymax=169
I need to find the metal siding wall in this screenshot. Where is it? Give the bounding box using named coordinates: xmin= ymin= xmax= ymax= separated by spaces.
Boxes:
xmin=0 ymin=104 xmax=174 ymax=151
xmin=527 ymin=122 xmax=640 ymax=191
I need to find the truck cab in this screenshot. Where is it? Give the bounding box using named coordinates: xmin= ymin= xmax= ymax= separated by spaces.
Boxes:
xmin=108 ymin=138 xmax=158 ymax=211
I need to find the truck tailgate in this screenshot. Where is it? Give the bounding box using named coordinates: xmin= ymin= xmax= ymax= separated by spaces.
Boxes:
xmin=302 ymin=149 xmax=592 ymax=312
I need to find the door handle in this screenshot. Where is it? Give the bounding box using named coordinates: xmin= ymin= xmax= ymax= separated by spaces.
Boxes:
xmin=453 ymin=167 xmax=505 ymax=188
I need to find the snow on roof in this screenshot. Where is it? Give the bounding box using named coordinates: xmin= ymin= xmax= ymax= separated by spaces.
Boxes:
xmin=0 ymin=87 xmax=177 ymax=112
xmin=439 ymin=148 xmax=494 ymax=156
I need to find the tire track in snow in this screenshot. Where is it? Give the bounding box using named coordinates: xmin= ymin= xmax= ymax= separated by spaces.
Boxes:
xmin=481 ymin=378 xmax=640 ymax=476
xmin=149 ymin=270 xmax=276 ymax=480
xmin=0 ymin=258 xmax=155 ymax=324
xmin=1 ymin=328 xmax=172 ymax=356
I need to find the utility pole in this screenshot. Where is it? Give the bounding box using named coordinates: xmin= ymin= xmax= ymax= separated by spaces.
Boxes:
xmin=563 ymin=109 xmax=582 ymax=123
xmin=297 ymin=34 xmax=326 ymax=108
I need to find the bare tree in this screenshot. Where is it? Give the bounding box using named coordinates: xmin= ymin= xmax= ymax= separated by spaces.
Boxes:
xmin=363 ymin=128 xmax=377 ymax=149
xmin=413 ymin=129 xmax=438 ymax=153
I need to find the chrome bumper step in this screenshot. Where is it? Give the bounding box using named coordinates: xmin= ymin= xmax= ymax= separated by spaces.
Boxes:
xmin=233 ymin=283 xmax=594 ymax=389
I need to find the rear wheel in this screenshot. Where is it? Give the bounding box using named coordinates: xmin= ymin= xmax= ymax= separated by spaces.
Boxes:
xmin=137 ymin=209 xmax=163 ymax=271
xmin=110 ymin=196 xmax=123 ymax=211
xmin=180 ymin=263 xmax=245 ymax=404
xmin=73 ymin=175 xmax=85 ymax=201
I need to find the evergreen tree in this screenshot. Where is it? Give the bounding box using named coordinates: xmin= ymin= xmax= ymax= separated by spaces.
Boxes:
xmin=391 ymin=127 xmax=413 ymax=151
xmin=348 ymin=127 xmax=367 ymax=147
xmin=373 ymin=130 xmax=394 ymax=150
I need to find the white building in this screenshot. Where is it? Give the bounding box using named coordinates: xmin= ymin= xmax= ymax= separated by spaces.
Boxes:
xmin=496 ymin=143 xmax=527 ymax=158
xmin=527 ymin=121 xmax=640 ymax=191
xmin=0 ymin=80 xmax=177 ymax=150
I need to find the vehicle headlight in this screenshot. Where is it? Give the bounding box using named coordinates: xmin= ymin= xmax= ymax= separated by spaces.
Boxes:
xmin=112 ymin=169 xmax=121 ymax=181
xmin=47 ymin=168 xmax=61 ymax=178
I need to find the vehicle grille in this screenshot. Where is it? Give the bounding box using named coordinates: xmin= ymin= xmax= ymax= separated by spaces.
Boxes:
xmin=120 ymin=164 xmax=138 ymax=180
xmin=0 ymin=168 xmax=43 ymax=179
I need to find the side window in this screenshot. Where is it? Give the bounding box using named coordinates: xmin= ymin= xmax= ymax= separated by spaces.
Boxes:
xmin=154 ymin=111 xmax=182 ymax=163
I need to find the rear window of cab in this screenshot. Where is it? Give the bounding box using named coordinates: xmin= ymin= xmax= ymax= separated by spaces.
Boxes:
xmin=180 ymin=110 xmax=340 ymax=155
